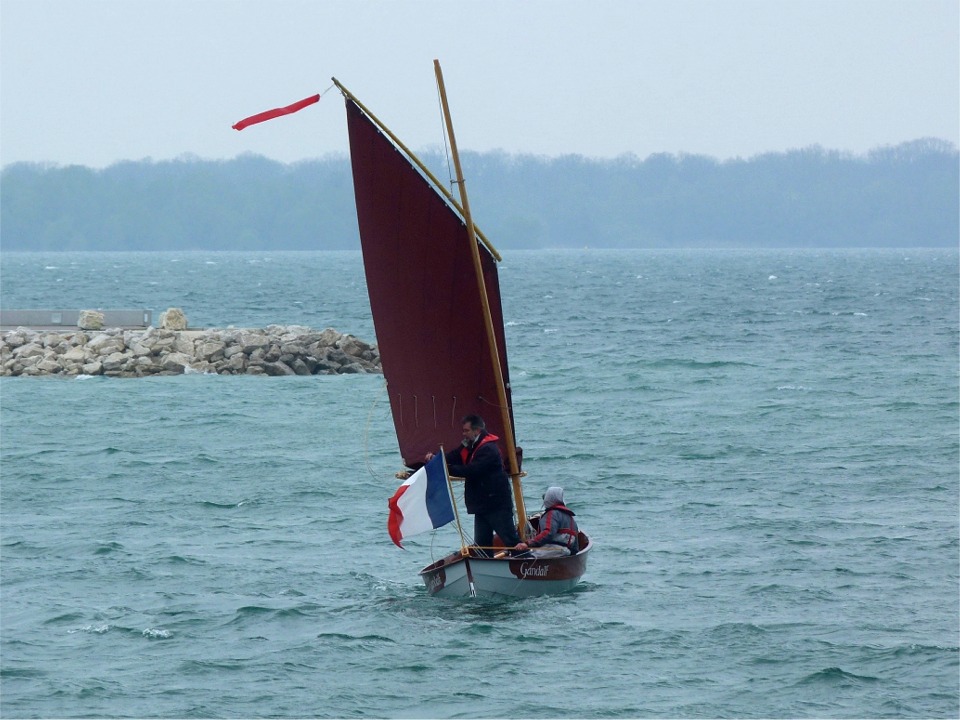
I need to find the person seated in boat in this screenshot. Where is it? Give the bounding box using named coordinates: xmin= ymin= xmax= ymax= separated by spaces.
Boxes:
xmin=425 ymin=414 xmax=521 ymax=557
xmin=514 ymin=486 xmax=579 ymax=558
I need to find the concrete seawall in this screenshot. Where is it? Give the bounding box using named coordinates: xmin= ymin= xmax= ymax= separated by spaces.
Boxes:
xmin=1 ymin=325 xmax=381 ymax=378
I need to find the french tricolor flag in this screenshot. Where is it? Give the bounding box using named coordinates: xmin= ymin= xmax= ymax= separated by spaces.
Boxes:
xmin=388 ymin=453 xmax=455 ymax=548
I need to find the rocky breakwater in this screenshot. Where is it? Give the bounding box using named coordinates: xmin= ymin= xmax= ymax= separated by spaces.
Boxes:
xmin=1 ymin=325 xmax=381 ymax=378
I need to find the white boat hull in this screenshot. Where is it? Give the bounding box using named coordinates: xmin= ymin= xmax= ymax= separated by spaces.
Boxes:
xmin=418 ymin=533 xmax=591 ymax=598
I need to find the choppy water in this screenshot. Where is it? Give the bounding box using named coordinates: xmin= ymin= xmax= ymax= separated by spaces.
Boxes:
xmin=1 ymin=249 xmax=958 ymax=718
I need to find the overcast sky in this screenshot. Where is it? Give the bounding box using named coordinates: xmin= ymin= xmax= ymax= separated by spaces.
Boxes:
xmin=1 ymin=0 xmax=957 ymax=168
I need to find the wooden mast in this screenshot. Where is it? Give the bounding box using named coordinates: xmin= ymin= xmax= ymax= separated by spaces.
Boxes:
xmin=433 ymin=60 xmax=528 ymax=539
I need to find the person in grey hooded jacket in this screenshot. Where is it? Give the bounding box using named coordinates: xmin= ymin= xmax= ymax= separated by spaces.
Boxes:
xmin=514 ymin=486 xmax=579 ymax=557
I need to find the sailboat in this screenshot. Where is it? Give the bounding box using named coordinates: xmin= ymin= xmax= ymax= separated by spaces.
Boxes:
xmin=333 ymin=63 xmax=591 ymax=598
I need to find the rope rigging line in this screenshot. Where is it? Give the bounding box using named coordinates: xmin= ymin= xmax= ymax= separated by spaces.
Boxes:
xmin=429 ymin=480 xmax=473 ymax=562
xmin=478 ymin=394 xmax=509 ymax=412
xmin=362 ymin=378 xmax=391 ymax=482
xmin=434 ymin=73 xmax=458 ymax=195
xmin=318 ymin=82 xmax=336 ymax=100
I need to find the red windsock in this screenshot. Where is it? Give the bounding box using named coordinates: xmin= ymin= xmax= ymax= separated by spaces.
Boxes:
xmin=232 ymin=94 xmax=320 ymax=131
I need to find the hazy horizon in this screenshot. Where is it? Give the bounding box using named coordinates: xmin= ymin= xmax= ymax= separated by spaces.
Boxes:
xmin=1 ymin=0 xmax=957 ymax=169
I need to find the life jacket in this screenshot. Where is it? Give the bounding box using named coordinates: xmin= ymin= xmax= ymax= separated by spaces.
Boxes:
xmin=535 ymin=504 xmax=579 ymax=553
xmin=459 ymin=432 xmax=500 ymax=465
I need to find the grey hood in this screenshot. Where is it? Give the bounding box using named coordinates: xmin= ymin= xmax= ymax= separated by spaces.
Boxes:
xmin=543 ymin=486 xmax=565 ymax=507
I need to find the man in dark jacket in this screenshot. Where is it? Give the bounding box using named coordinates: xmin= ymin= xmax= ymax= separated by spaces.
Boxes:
xmin=426 ymin=414 xmax=520 ymax=556
xmin=514 ymin=486 xmax=579 ymax=557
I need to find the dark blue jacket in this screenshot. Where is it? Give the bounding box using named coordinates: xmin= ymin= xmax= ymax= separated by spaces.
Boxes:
xmin=445 ymin=431 xmax=513 ymax=515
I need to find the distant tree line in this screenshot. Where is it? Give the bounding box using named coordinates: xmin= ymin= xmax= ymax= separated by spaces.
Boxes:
xmin=1 ymin=138 xmax=956 ymax=250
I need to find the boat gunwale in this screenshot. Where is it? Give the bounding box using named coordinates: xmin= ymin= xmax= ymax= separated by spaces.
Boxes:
xmin=418 ymin=532 xmax=593 ymax=576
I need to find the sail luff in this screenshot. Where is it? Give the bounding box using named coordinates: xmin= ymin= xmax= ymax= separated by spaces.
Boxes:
xmin=432 ymin=60 xmax=528 ymax=538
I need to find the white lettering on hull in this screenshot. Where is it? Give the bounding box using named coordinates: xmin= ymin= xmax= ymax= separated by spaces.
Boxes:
xmin=519 ymin=561 xmax=549 ymax=578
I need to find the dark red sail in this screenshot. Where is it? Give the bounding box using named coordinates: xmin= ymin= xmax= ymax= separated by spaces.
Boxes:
xmin=344 ymin=98 xmax=514 ymax=468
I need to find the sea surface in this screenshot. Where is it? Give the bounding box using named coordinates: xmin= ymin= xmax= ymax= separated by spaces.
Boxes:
xmin=1 ymin=249 xmax=958 ymax=719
